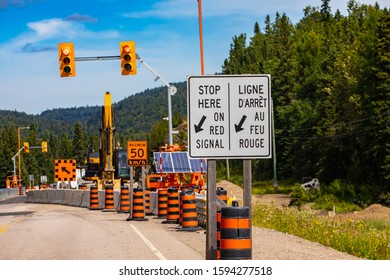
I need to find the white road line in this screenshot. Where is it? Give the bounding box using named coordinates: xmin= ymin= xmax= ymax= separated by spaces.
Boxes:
xmin=129 ymin=224 xmax=167 ymax=260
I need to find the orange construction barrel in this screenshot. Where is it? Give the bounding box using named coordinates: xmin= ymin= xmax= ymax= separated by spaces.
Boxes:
xmin=220 ymin=205 xmax=251 ymax=260
xmin=164 ymin=187 xmax=179 ymax=223
xmin=104 ymin=185 xmax=115 ymax=210
xmin=145 ymin=187 xmax=151 ymax=215
xmin=178 ymin=189 xmax=201 ymax=231
xmin=217 ymin=187 xmax=228 ymax=204
xmin=131 ymin=188 xmax=147 ymax=221
xmin=157 ymin=188 xmax=168 ymax=219
xmin=119 ymin=186 xmax=130 ymax=213
xmin=89 ymin=185 xmax=100 ymax=210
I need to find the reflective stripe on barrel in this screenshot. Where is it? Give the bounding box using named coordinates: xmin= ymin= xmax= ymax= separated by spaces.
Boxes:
xmin=220 ymin=205 xmax=251 ymax=260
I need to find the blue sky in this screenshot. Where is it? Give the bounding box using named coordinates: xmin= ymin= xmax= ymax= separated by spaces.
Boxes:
xmin=0 ymin=0 xmax=388 ymax=114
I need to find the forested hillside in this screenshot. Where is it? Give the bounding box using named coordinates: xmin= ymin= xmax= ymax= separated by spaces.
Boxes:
xmin=0 ymin=82 xmax=187 ymax=187
xmin=0 ymin=0 xmax=388 ymax=205
xmin=222 ymin=0 xmax=389 ymax=200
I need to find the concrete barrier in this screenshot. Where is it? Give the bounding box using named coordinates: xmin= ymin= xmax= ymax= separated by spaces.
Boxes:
xmin=63 ymin=190 xmax=72 ymax=205
xmin=71 ymin=190 xmax=83 ymax=207
xmin=55 ymin=189 xmax=65 ymax=204
xmin=48 ymin=190 xmax=56 ymax=204
xmin=81 ymin=191 xmax=90 ymax=208
xmin=0 ymin=188 xmax=20 ymax=201
xmin=41 ymin=190 xmax=49 ymax=203
xmin=34 ymin=190 xmax=42 ymax=203
xmin=23 ymin=188 xmax=153 ymax=214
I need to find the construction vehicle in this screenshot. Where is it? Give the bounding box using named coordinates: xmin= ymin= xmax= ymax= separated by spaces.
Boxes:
xmin=113 ymin=148 xmax=130 ymax=183
xmin=5 ymin=175 xmax=20 ymax=188
xmin=82 ymin=92 xmax=124 ymax=190
xmin=83 ymin=151 xmax=100 ymax=182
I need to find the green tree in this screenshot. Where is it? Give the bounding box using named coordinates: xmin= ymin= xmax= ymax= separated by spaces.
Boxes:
xmin=72 ymin=122 xmax=87 ymax=165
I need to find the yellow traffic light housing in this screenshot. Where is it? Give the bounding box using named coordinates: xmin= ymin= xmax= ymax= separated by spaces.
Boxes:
xmin=58 ymin=42 xmax=76 ymax=77
xmin=120 ymin=41 xmax=137 ymax=75
xmin=42 ymin=141 xmax=48 ymax=153
xmin=24 ymin=142 xmax=29 ymax=153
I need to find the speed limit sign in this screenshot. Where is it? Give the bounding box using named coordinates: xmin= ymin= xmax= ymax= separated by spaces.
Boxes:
xmin=127 ymin=141 xmax=148 ymax=166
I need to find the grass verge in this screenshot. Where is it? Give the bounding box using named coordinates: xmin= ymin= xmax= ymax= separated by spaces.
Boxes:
xmin=252 ymin=204 xmax=390 ymax=260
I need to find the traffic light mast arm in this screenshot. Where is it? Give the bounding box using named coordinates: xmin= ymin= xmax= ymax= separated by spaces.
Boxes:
xmin=136 ymin=54 xmax=177 ymax=96
xmin=12 ymin=146 xmax=25 ymax=178
xmin=136 ymin=54 xmax=176 ymax=145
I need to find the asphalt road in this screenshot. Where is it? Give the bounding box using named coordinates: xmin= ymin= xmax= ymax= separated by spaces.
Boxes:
xmin=0 ymin=195 xmax=360 ymax=260
xmin=0 ymin=196 xmax=203 ymax=260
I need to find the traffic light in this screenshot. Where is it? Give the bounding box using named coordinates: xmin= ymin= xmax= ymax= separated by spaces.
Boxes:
xmin=24 ymin=142 xmax=29 ymax=153
xmin=42 ymin=141 xmax=48 ymax=153
xmin=120 ymin=41 xmax=137 ymax=75
xmin=58 ymin=42 xmax=76 ymax=77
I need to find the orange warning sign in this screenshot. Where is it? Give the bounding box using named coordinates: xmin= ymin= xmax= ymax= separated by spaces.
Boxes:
xmin=54 ymin=159 xmax=76 ymax=181
xmin=127 ymin=141 xmax=147 ymax=166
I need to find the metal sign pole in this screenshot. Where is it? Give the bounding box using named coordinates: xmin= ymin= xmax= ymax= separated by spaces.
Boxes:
xmin=243 ymin=159 xmax=253 ymax=259
xmin=126 ymin=166 xmax=134 ymax=220
xmin=206 ymin=159 xmax=217 ymax=260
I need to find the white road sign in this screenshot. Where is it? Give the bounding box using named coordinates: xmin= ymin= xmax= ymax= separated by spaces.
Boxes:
xmin=187 ymin=74 xmax=272 ymax=159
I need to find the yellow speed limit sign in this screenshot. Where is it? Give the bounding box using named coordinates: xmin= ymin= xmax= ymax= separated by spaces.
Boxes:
xmin=127 ymin=141 xmax=148 ymax=166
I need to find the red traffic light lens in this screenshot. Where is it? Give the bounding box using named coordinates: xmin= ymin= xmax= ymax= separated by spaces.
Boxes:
xmin=62 ymin=48 xmax=71 ymax=56
xmin=123 ymin=45 xmax=131 ymax=53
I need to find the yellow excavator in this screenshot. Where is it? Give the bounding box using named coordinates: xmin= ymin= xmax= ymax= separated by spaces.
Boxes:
xmin=83 ymin=92 xmax=122 ymax=190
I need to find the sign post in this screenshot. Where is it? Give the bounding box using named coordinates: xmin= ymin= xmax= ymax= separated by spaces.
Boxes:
xmin=187 ymin=74 xmax=272 ymax=260
xmin=126 ymin=141 xmax=148 ymax=221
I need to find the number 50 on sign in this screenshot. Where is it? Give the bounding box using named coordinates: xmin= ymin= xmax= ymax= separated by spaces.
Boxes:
xmin=127 ymin=141 xmax=148 ymax=166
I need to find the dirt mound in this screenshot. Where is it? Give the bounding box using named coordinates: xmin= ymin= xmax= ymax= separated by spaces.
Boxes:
xmin=216 ymin=180 xmax=290 ymax=207
xmin=349 ymin=204 xmax=390 ymax=222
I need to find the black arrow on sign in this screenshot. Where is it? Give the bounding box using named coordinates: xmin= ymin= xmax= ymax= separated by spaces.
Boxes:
xmin=235 ymin=115 xmax=247 ymax=132
xmin=61 ymin=167 xmax=70 ymax=174
xmin=194 ymin=115 xmax=207 ymax=133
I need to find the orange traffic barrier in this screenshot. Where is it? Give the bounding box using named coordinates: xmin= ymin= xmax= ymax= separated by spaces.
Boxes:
xmin=89 ymin=186 xmax=99 ymax=210
xmin=104 ymin=185 xmax=115 ymax=210
xmin=119 ymin=186 xmax=130 ymax=213
xmin=217 ymin=210 xmax=221 ymax=260
xmin=178 ymin=189 xmax=201 ymax=231
xmin=19 ymin=186 xmax=23 ymax=195
xmin=164 ymin=187 xmax=179 ymax=223
xmin=145 ymin=187 xmax=150 ymax=214
xmin=131 ymin=188 xmax=147 ymax=221
xmin=220 ymin=205 xmax=251 ymax=260
xmin=217 ymin=187 xmax=228 ymax=204
xmin=157 ymin=188 xmax=168 ymax=218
